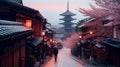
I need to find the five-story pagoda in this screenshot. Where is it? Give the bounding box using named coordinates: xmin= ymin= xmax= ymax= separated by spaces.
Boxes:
xmin=60 ymin=0 xmax=76 ymax=38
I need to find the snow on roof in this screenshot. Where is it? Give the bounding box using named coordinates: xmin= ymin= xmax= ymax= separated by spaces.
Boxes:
xmin=0 ymin=25 xmax=31 ymax=38
xmin=86 ymin=18 xmax=96 ymax=23
xmin=78 ymin=24 xmax=85 ymax=28
xmin=0 ymin=20 xmax=32 ymax=41
xmin=0 ymin=20 xmax=23 ymax=25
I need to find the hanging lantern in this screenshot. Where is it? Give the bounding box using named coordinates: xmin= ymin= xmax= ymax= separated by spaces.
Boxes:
xmin=89 ymin=31 xmax=93 ymax=35
xmin=79 ymin=35 xmax=82 ymax=38
xmin=25 ymin=20 xmax=32 ymax=28
xmin=50 ymin=39 xmax=53 ymax=42
xmin=42 ymin=31 xmax=45 ymax=36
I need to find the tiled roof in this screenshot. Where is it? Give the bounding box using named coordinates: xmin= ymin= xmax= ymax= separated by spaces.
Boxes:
xmin=0 ymin=20 xmax=23 ymax=25
xmin=0 ymin=20 xmax=32 ymax=41
xmin=0 ymin=0 xmax=38 ymax=14
xmin=60 ymin=17 xmax=76 ymax=21
xmin=0 ymin=0 xmax=44 ymax=19
xmin=27 ymin=37 xmax=42 ymax=46
xmin=102 ymin=39 xmax=120 ymax=48
xmin=32 ymin=37 xmax=42 ymax=46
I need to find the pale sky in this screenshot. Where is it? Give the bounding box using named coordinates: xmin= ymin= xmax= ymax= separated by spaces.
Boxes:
xmin=23 ymin=0 xmax=95 ymax=27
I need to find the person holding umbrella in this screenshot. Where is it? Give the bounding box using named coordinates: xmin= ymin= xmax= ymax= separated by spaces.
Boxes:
xmin=53 ymin=45 xmax=58 ymax=62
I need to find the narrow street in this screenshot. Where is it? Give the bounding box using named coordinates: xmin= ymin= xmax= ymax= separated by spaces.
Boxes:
xmin=0 ymin=0 xmax=120 ymax=67
xmin=44 ymin=47 xmax=99 ymax=67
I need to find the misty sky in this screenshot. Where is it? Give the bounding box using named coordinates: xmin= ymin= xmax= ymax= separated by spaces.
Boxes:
xmin=23 ymin=0 xmax=95 ymax=27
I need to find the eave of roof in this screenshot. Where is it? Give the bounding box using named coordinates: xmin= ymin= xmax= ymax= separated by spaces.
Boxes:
xmin=0 ymin=20 xmax=23 ymax=25
xmin=0 ymin=20 xmax=32 ymax=41
xmin=101 ymin=39 xmax=120 ymax=48
xmin=0 ymin=0 xmax=44 ymax=20
xmin=60 ymin=10 xmax=76 ymax=16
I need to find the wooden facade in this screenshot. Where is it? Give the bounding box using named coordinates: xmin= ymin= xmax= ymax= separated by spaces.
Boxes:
xmin=0 ymin=0 xmax=48 ymax=67
xmin=94 ymin=44 xmax=107 ymax=63
xmin=1 ymin=36 xmax=27 ymax=67
xmin=101 ymin=39 xmax=120 ymax=67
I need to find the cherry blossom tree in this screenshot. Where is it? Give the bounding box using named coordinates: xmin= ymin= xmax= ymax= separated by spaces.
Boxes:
xmin=77 ymin=0 xmax=119 ymax=42
xmin=94 ymin=0 xmax=120 ymax=22
xmin=79 ymin=4 xmax=110 ymax=19
xmin=78 ymin=6 xmax=113 ymax=41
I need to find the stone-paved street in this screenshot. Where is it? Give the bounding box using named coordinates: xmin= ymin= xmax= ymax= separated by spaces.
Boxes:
xmin=44 ymin=47 xmax=101 ymax=67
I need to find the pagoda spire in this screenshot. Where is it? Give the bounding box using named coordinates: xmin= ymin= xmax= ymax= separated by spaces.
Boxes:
xmin=67 ymin=0 xmax=69 ymax=11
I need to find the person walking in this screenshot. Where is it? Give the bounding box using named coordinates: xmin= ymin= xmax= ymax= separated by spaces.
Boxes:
xmin=53 ymin=46 xmax=58 ymax=62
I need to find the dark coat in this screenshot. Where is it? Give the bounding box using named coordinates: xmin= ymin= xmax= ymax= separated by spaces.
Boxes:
xmin=53 ymin=47 xmax=58 ymax=56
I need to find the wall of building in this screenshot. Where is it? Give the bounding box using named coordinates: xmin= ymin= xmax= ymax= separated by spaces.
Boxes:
xmin=116 ymin=25 xmax=120 ymax=40
xmin=1 ymin=37 xmax=26 ymax=67
xmin=33 ymin=21 xmax=43 ymax=37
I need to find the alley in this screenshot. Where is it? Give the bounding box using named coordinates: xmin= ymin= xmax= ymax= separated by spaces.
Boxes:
xmin=0 ymin=0 xmax=120 ymax=67
xmin=44 ymin=47 xmax=100 ymax=67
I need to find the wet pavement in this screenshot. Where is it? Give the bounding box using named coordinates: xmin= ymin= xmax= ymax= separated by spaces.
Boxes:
xmin=43 ymin=47 xmax=100 ymax=67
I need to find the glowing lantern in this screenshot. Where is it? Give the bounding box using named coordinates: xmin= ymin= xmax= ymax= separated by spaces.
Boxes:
xmin=50 ymin=39 xmax=52 ymax=42
xmin=89 ymin=31 xmax=93 ymax=35
xmin=25 ymin=20 xmax=32 ymax=28
xmin=79 ymin=35 xmax=82 ymax=38
xmin=52 ymin=40 xmax=55 ymax=43
xmin=42 ymin=31 xmax=45 ymax=36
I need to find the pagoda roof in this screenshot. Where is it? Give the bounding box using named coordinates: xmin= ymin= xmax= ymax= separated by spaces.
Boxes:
xmin=61 ymin=27 xmax=74 ymax=29
xmin=60 ymin=17 xmax=76 ymax=21
xmin=59 ymin=22 xmax=75 ymax=25
xmin=60 ymin=10 xmax=76 ymax=16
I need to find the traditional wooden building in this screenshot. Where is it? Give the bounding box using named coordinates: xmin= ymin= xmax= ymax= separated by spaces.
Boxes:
xmin=0 ymin=0 xmax=46 ymax=36
xmin=0 ymin=0 xmax=48 ymax=66
xmin=101 ymin=39 xmax=120 ymax=67
xmin=0 ymin=20 xmax=32 ymax=67
xmin=94 ymin=43 xmax=107 ymax=63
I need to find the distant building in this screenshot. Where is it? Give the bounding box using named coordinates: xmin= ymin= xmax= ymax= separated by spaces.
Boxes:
xmin=60 ymin=0 xmax=76 ymax=38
